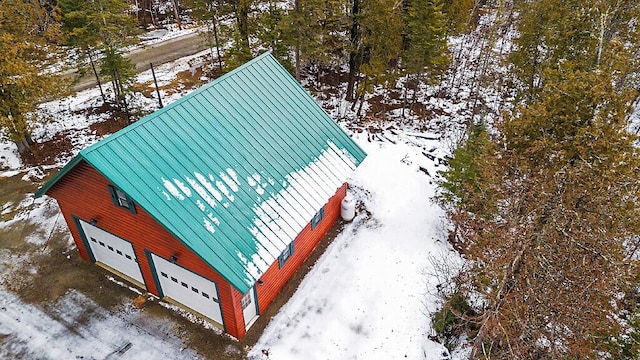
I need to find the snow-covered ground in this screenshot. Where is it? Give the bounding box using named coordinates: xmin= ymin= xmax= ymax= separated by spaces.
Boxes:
xmin=249 ymin=135 xmax=463 ymax=360
xmin=0 ymin=289 xmax=202 ymax=359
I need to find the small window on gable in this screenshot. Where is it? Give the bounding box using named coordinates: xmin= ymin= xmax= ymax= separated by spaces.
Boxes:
xmin=278 ymin=241 xmax=295 ymax=268
xmin=108 ymin=185 xmax=136 ymax=214
xmin=311 ymin=207 xmax=324 ymax=230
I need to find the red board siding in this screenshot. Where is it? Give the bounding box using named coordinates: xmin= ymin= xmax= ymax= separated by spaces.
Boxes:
xmin=47 ymin=162 xmax=242 ymax=338
xmin=46 ymin=161 xmax=346 ymax=340
xmin=250 ymin=183 xmax=347 ymax=315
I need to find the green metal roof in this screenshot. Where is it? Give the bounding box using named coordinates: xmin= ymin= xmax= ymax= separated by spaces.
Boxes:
xmin=37 ymin=52 xmax=367 ymax=294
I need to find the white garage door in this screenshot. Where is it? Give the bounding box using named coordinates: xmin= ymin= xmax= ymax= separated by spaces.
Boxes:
xmin=150 ymin=253 xmax=223 ymax=325
xmin=78 ymin=219 xmax=145 ymax=285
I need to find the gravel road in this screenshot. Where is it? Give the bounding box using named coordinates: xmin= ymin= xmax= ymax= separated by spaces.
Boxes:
xmin=73 ymin=31 xmax=209 ymax=92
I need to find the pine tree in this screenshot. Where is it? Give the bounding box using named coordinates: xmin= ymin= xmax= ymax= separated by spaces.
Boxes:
xmin=509 ymin=0 xmax=639 ymax=98
xmin=442 ymin=0 xmax=475 ymax=34
xmin=279 ymin=0 xmax=349 ymax=80
xmin=345 ymin=0 xmax=361 ymax=101
xmin=60 ymin=0 xmax=139 ymax=107
xmin=403 ymin=0 xmax=449 ymax=111
xmin=439 ymin=2 xmax=640 ymax=356
xmin=225 ymin=0 xmax=254 ymax=69
xmin=0 ymin=0 xmax=66 ymax=158
xmin=255 ymin=0 xmax=288 ymax=67
xmin=353 ymin=0 xmax=403 ymax=114
xmin=440 ymin=64 xmax=640 ymax=359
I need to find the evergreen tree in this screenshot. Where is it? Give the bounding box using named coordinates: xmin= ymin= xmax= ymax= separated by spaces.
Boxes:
xmin=255 ymin=0 xmax=288 ymax=67
xmin=60 ymin=0 xmax=139 ymax=107
xmin=279 ymin=0 xmax=349 ymax=80
xmin=345 ymin=0 xmax=361 ymax=101
xmin=442 ymin=0 xmax=475 ymax=34
xmin=0 ymin=0 xmax=66 ymax=158
xmin=440 ymin=65 xmax=640 ymax=359
xmin=439 ymin=2 xmax=640 ymax=357
xmin=353 ymin=0 xmax=403 ymax=114
xmin=100 ymin=48 xmax=136 ymax=116
xmin=225 ymin=0 xmax=254 ymax=69
xmin=509 ymin=0 xmax=639 ymax=98
xmin=438 ymin=122 xmax=493 ymax=215
xmin=403 ymin=0 xmax=449 ymax=110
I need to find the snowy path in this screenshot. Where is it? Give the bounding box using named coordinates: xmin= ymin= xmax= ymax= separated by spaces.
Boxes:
xmin=249 ymin=138 xmax=457 ymax=360
xmin=0 ymin=289 xmax=201 ymax=359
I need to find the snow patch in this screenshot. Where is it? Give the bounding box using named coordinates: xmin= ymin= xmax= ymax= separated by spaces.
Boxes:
xmin=238 ymin=145 xmax=358 ymax=281
xmin=162 ymin=178 xmax=184 ymax=201
xmin=204 ymin=218 xmax=216 ymax=234
xmin=220 ymin=172 xmax=239 ymax=192
xmin=0 ymin=288 xmax=201 ymax=359
xmin=225 ymin=168 xmax=241 ymax=187
xmin=186 ymin=175 xmax=217 ymax=209
xmin=197 ymin=173 xmax=223 ymax=202
xmin=173 ymin=179 xmax=192 ymax=197
xmin=216 ymin=180 xmax=234 ymax=201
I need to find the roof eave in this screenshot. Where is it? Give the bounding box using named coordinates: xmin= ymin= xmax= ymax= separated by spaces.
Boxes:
xmin=35 ymin=155 xmax=86 ymax=198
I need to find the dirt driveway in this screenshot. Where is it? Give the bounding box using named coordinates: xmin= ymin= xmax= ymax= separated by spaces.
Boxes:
xmin=73 ymin=30 xmax=209 ymax=92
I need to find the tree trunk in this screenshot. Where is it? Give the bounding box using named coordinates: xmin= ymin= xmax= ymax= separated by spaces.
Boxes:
xmin=89 ymin=50 xmax=106 ymax=102
xmin=111 ymin=77 xmax=120 ymax=106
xmin=138 ymin=0 xmax=153 ymax=26
xmin=151 ymin=1 xmax=158 ymax=26
xmin=402 ymin=75 xmax=409 ymax=118
xmin=14 ymin=138 xmax=33 ymax=158
xmin=25 ymin=132 xmax=34 ymax=146
xmin=346 ymin=0 xmax=361 ymax=101
xmin=356 ymin=91 xmax=365 ymax=117
xmin=211 ymin=8 xmax=223 ymax=73
xmin=171 ymin=0 xmax=182 ymax=30
xmin=411 ymin=72 xmax=422 ymax=105
xmin=294 ymin=0 xmax=301 ymax=81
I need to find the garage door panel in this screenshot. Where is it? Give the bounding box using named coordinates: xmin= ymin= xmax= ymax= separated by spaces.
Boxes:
xmin=78 ymin=220 xmax=145 ymax=285
xmin=151 ymin=254 xmax=223 ymax=324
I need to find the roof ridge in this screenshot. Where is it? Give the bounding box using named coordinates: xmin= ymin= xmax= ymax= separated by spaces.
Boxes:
xmin=81 ymin=51 xmax=274 ymax=157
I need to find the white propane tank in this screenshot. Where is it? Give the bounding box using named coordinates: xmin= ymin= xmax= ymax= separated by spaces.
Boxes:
xmin=340 ymin=193 xmax=356 ymax=221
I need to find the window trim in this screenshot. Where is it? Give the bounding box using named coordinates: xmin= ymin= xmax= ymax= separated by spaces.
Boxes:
xmin=278 ymin=241 xmax=295 ymax=268
xmin=108 ymin=185 xmax=137 ymax=214
xmin=311 ymin=207 xmax=324 ymax=230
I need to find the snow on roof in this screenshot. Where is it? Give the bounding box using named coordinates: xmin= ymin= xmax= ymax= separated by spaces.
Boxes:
xmin=37 ymin=53 xmax=366 ymax=294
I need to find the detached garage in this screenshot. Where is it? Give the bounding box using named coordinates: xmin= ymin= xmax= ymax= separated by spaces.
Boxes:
xmin=36 ymin=53 xmax=366 ymax=339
